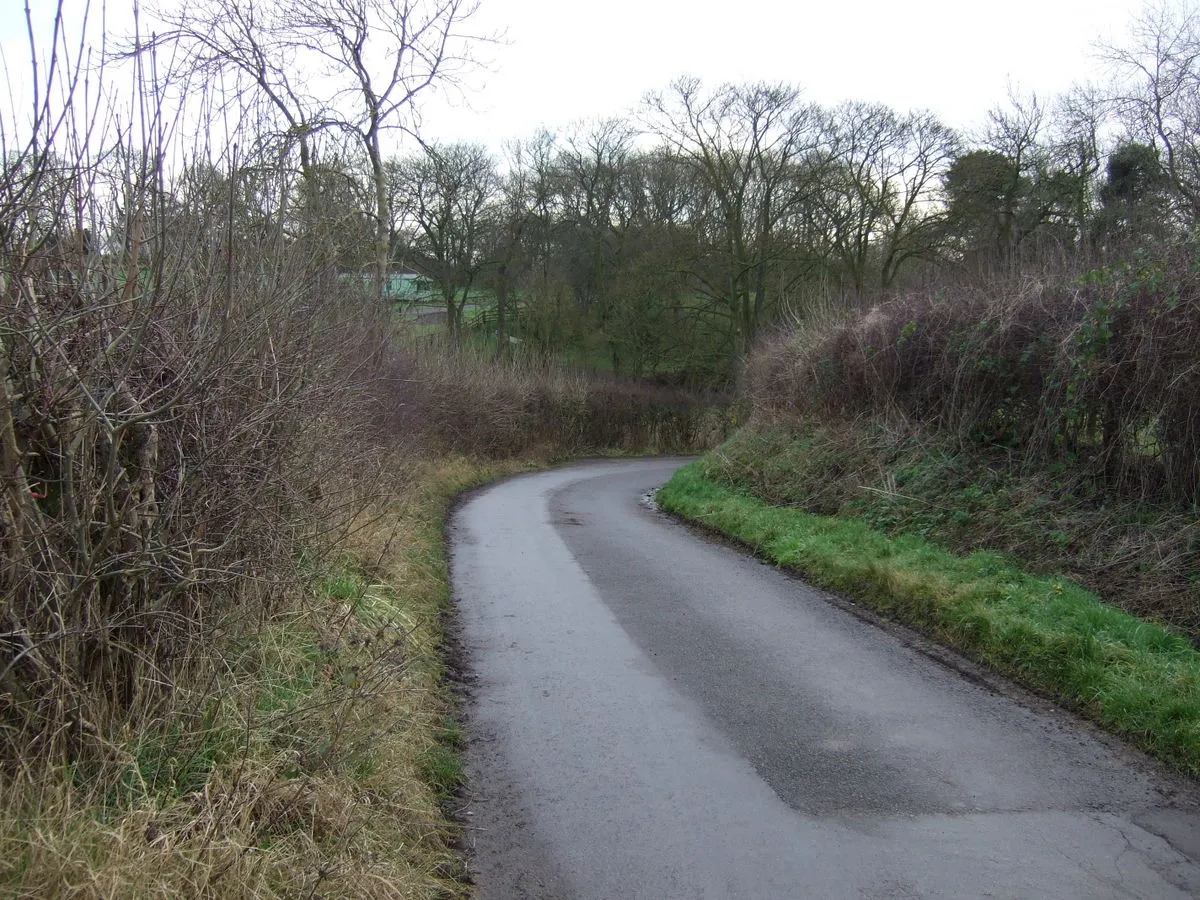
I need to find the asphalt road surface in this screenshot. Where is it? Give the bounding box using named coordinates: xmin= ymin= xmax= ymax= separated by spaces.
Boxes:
xmin=450 ymin=458 xmax=1200 ymax=899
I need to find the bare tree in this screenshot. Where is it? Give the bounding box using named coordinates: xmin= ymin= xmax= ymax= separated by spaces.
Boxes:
xmin=485 ymin=135 xmax=554 ymax=354
xmin=391 ymin=141 xmax=497 ymax=339
xmin=555 ymin=119 xmax=638 ymax=315
xmin=816 ymin=102 xmax=957 ymax=294
xmin=1101 ymin=1 xmax=1200 ymax=219
xmin=147 ymin=0 xmax=487 ymax=297
xmin=1047 ymin=85 xmax=1108 ymax=244
xmin=142 ymin=0 xmax=323 ymax=175
xmin=645 ymin=78 xmax=824 ymax=358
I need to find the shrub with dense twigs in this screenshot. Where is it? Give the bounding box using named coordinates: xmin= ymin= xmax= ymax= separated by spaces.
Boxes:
xmin=384 ymin=337 xmax=727 ymax=458
xmin=0 ymin=151 xmax=388 ymax=765
xmin=749 ymin=243 xmax=1200 ymax=507
xmin=0 ymin=95 xmax=722 ymax=900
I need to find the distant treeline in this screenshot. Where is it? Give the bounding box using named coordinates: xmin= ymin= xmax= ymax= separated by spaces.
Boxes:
xmin=373 ymin=4 xmax=1200 ymax=385
xmin=17 ymin=5 xmax=1198 ymax=388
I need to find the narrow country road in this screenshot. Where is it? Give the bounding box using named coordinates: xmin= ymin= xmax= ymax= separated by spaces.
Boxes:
xmin=450 ymin=459 xmax=1200 ymax=899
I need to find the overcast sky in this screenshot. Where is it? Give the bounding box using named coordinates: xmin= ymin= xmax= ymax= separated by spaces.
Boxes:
xmin=1 ymin=0 xmax=1152 ymax=150
xmin=419 ymin=0 xmax=1146 ymax=143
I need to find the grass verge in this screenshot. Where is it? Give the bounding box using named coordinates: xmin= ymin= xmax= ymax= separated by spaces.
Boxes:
xmin=698 ymin=425 xmax=1200 ymax=637
xmin=658 ymin=461 xmax=1200 ymax=777
xmin=0 ymin=453 xmax=530 ymax=899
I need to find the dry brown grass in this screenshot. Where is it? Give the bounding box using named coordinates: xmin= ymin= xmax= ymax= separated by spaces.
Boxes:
xmin=383 ymin=336 xmax=727 ymax=458
xmin=0 ymin=453 xmax=522 ymax=898
xmin=0 ymin=10 xmax=729 ymax=895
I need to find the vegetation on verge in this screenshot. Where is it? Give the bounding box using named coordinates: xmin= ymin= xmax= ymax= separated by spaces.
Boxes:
xmin=735 ymin=236 xmax=1200 ymax=637
xmin=9 ymin=0 xmax=1200 ymax=893
xmin=701 ymin=424 xmax=1200 ymax=639
xmin=0 ymin=3 xmax=722 ymax=896
xmin=0 ymin=328 xmax=715 ymax=900
xmin=0 ymin=458 xmax=503 ymax=898
xmin=658 ymin=463 xmax=1200 ymax=776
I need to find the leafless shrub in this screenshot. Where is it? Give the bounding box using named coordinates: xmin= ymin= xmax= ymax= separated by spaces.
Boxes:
xmin=0 ymin=6 xmax=389 ymax=771
xmin=0 ymin=5 xmax=723 ymax=892
xmin=749 ymin=244 xmax=1200 ymax=507
xmin=382 ymin=337 xmax=726 ymax=457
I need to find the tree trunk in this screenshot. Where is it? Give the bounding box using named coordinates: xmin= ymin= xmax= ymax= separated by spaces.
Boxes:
xmin=443 ymin=285 xmax=458 ymax=341
xmin=752 ymin=258 xmax=768 ymax=343
xmin=495 ymin=263 xmax=509 ymax=359
xmin=369 ymin=132 xmax=389 ymax=302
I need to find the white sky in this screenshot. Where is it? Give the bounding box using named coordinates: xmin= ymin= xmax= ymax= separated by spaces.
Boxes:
xmin=0 ymin=0 xmax=1151 ymax=150
xmin=420 ymin=0 xmax=1145 ymax=143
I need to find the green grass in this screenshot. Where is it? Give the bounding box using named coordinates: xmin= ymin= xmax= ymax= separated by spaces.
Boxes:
xmin=0 ymin=456 xmax=529 ymax=898
xmin=318 ymin=569 xmax=367 ymax=606
xmin=658 ymin=462 xmax=1200 ymax=776
xmin=418 ymin=717 xmax=468 ymax=798
xmin=702 ymin=425 xmax=1200 ymax=636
